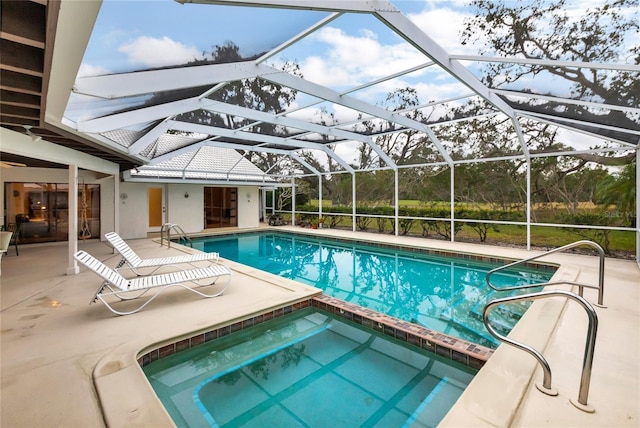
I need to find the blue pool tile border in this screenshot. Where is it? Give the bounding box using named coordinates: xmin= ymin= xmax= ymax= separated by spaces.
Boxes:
xmin=137 ymin=296 xmax=493 ymax=371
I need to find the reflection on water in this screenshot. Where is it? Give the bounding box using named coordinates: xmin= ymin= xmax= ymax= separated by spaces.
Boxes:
xmin=193 ymin=233 xmax=553 ymax=347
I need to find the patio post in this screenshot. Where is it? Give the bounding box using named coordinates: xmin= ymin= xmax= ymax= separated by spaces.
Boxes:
xmin=450 ymin=165 xmax=455 ymax=242
xmin=291 ymin=177 xmax=296 ymax=226
xmin=352 ymin=172 xmax=356 ymax=232
xmin=635 ymin=147 xmax=640 ymax=266
xmin=67 ymin=164 xmax=79 ymax=275
xmin=394 ymin=169 xmax=399 ymax=236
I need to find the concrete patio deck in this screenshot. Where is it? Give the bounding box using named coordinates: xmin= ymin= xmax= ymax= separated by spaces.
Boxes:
xmin=1 ymin=227 xmax=638 ymax=427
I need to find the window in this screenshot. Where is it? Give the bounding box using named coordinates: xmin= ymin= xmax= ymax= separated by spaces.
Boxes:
xmin=4 ymin=182 xmax=100 ymax=243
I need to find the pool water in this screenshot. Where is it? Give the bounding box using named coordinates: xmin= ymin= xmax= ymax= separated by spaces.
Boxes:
xmin=144 ymin=308 xmax=476 ymax=428
xmin=191 ymin=232 xmax=553 ymax=348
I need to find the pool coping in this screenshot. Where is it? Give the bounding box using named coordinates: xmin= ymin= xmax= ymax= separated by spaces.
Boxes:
xmin=116 ymin=294 xmax=493 ymax=428
xmin=137 ymin=295 xmax=493 ymax=372
xmin=94 ymin=230 xmax=564 ymax=427
xmin=439 ymin=265 xmax=580 ymax=426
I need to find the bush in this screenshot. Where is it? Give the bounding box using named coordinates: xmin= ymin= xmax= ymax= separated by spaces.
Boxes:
xmin=356 ymin=215 xmax=372 ymax=231
xmin=560 ymin=212 xmax=616 ymax=254
xmin=458 ymin=210 xmax=521 ymax=242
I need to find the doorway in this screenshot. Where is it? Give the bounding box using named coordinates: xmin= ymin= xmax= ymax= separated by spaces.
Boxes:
xmin=204 ymin=187 xmax=237 ymax=228
xmin=148 ymin=187 xmax=164 ymax=230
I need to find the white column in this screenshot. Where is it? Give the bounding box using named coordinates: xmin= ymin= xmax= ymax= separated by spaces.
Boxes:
xmin=291 ymin=177 xmax=296 ymax=225
xmin=352 ymin=172 xmax=356 ymax=232
xmin=527 ymin=158 xmax=532 ymax=251
xmin=394 ymin=169 xmax=399 ymax=236
xmin=450 ymin=166 xmax=455 ymax=242
xmin=67 ymin=165 xmax=79 ymax=275
xmin=114 ymin=174 xmax=120 ymax=234
xmin=318 ymin=175 xmax=323 ymax=220
xmin=636 ymin=148 xmax=640 ymax=266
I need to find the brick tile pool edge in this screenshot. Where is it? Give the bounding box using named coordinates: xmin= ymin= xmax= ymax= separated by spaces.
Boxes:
xmin=138 ymin=295 xmax=493 ymax=371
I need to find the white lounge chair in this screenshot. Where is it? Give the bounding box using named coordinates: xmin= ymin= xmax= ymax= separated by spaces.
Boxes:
xmin=105 ymin=231 xmax=219 ymax=275
xmin=74 ymin=250 xmax=232 ymax=315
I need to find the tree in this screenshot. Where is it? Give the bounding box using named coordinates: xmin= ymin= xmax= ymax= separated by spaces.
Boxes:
xmin=595 ymin=161 xmax=637 ymax=224
xmin=462 ymin=0 xmax=639 ymax=165
xmin=358 ymin=88 xmax=441 ymax=169
xmin=275 ymin=187 xmax=293 ymax=210
xmin=169 ymin=41 xmax=303 ymax=176
xmin=462 ymin=0 xmax=638 ymax=102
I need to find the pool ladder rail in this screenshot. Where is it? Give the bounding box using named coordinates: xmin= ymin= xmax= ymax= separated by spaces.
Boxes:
xmin=160 ymin=223 xmax=192 ymax=249
xmin=483 ymin=240 xmax=605 ymax=413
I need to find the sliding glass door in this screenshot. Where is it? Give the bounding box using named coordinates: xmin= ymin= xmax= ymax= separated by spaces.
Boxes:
xmin=4 ymin=182 xmax=100 ymax=243
xmin=204 ymin=187 xmax=237 ymax=228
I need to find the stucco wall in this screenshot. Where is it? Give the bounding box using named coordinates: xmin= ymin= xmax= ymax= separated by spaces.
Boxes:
xmin=118 ymin=182 xmax=153 ymax=239
xmin=166 ymin=184 xmax=205 ymax=234
xmin=2 ymin=167 xmax=260 ymax=241
xmin=237 ymin=186 xmax=260 ymax=229
xmin=117 ymin=183 xmax=260 ymax=239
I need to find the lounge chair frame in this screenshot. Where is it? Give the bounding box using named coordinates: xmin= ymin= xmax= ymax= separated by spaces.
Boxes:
xmin=3 ymin=223 xmax=21 ymax=256
xmin=74 ymin=250 xmax=232 ymax=315
xmin=105 ymin=231 xmax=219 ymax=276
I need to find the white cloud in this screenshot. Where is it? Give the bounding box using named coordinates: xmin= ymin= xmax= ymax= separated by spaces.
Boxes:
xmin=118 ymin=36 xmax=204 ymax=68
xmin=333 ymin=140 xmax=361 ymax=165
xmin=333 ymin=104 xmax=364 ymax=123
xmin=77 ymin=63 xmax=111 ymax=78
xmin=300 ymin=27 xmax=428 ymax=88
xmin=301 ymin=55 xmax=352 ymax=87
xmin=407 ymin=6 xmax=474 ymax=55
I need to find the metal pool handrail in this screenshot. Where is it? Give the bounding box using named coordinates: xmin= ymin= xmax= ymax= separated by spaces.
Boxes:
xmin=484 ymin=289 xmax=599 ymax=412
xmin=160 ymin=223 xmax=192 ymax=248
xmin=485 ymin=240 xmax=605 ymax=307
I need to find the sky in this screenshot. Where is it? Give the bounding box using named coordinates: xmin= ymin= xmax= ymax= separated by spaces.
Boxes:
xmin=76 ymin=0 xmax=483 ymax=124
xmin=80 ymin=1 xmax=477 ymax=86
xmin=73 ymin=0 xmax=634 ymax=162
xmin=79 ymin=0 xmax=628 ymax=105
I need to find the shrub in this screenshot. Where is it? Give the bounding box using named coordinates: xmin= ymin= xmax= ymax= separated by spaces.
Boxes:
xmin=560 ymin=212 xmax=615 ymax=254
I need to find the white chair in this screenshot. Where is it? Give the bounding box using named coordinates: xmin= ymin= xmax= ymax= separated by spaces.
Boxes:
xmin=105 ymin=231 xmax=219 ymax=275
xmin=74 ymin=250 xmax=232 ymax=315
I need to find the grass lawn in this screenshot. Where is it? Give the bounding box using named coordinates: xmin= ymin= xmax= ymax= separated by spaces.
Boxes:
xmin=280 ymin=212 xmax=636 ymax=256
xmin=349 ymin=218 xmax=635 ymax=255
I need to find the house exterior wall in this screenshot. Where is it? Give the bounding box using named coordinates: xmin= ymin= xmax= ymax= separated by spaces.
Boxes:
xmin=0 ymin=167 xmax=116 ymax=239
xmin=117 ymin=183 xmax=261 ymax=239
xmin=237 ymin=187 xmax=260 ymax=229
xmin=118 ymin=182 xmax=152 ymax=239
xmin=166 ymin=184 xmax=204 ymax=235
xmin=1 ymin=168 xmax=261 ymax=240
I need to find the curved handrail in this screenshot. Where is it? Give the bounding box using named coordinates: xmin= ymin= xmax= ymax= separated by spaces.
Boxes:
xmin=160 ymin=223 xmax=167 ymax=246
xmin=160 ymin=223 xmax=192 ymax=248
xmin=486 ymin=240 xmax=605 ymax=306
xmin=484 ymin=289 xmax=598 ymax=411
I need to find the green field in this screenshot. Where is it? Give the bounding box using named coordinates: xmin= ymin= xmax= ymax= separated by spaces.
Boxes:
xmin=283 ymin=211 xmax=636 ymax=257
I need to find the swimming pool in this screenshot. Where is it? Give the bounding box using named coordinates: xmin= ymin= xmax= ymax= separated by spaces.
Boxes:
xmin=144 ymin=307 xmax=476 ymax=428
xmin=190 ymin=231 xmax=554 ymax=348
